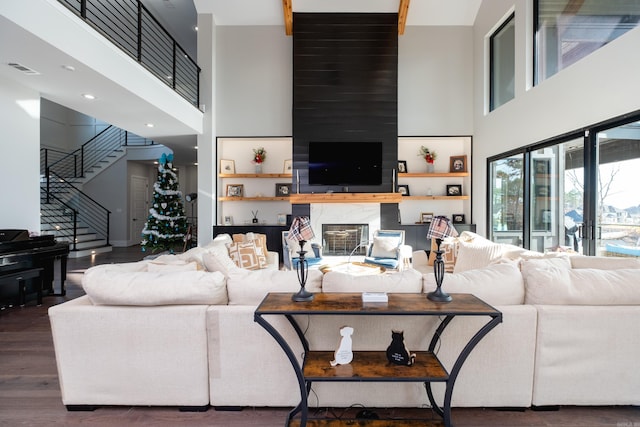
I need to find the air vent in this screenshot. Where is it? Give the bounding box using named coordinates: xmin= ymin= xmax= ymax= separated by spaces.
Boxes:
xmin=7 ymin=62 xmax=40 ymax=75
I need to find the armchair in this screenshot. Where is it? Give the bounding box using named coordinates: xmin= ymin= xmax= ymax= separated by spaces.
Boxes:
xmin=363 ymin=230 xmax=412 ymax=270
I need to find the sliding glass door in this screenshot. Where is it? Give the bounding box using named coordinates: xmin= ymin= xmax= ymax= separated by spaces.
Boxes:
xmin=594 ymin=122 xmax=640 ymax=257
xmin=490 ymin=154 xmax=524 ymax=246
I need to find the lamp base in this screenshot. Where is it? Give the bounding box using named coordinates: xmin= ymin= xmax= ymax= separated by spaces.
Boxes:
xmin=427 ymin=287 xmax=452 ymax=302
xmin=292 ymin=288 xmax=314 ymax=302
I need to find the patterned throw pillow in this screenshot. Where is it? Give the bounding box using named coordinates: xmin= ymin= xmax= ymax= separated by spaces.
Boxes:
xmin=227 ymin=241 xmax=267 ymax=270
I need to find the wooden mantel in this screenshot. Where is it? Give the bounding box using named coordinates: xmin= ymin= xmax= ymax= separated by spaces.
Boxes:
xmin=289 ymin=193 xmax=402 ymax=204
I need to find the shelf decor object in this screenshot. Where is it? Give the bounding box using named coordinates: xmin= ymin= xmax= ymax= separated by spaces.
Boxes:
xmin=418 ymin=145 xmax=437 ymax=173
xmin=426 ymin=216 xmax=458 ymax=302
xmin=288 ymin=216 xmax=315 ymax=302
xmin=252 ymin=147 xmax=267 ymax=173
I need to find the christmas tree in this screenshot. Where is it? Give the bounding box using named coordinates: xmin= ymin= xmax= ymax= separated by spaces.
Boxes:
xmin=141 ymin=153 xmax=188 ymax=253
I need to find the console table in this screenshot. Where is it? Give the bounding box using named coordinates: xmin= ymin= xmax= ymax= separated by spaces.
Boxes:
xmin=254 ymin=292 xmax=502 ymax=427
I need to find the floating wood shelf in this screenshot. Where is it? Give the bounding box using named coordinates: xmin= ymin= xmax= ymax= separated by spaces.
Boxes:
xmin=219 ymin=173 xmax=292 ymax=178
xmin=218 ymin=196 xmax=291 ymax=202
xmin=289 ymin=193 xmax=403 ymax=204
xmin=398 ymin=172 xmax=469 ymax=178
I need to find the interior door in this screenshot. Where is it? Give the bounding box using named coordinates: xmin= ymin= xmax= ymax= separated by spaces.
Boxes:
xmin=130 ymin=175 xmax=148 ymax=244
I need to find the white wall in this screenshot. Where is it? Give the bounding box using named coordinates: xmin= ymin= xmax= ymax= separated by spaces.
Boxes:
xmin=399 ymin=26 xmax=474 ymax=135
xmin=215 ymin=26 xmax=292 ymax=136
xmin=0 ymin=79 xmax=41 ymax=232
xmin=472 ymin=0 xmax=640 ymax=235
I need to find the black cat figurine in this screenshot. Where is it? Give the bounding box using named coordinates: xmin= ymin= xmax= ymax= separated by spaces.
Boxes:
xmin=386 ymin=330 xmax=416 ymax=366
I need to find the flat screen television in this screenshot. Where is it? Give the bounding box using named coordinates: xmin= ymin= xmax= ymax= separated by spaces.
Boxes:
xmin=308 ymin=141 xmax=382 ymax=186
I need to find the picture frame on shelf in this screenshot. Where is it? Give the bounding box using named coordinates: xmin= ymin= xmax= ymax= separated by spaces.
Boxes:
xmin=283 ymin=159 xmax=293 ymax=174
xmin=277 ymin=213 xmax=287 ymax=226
xmin=223 ymin=215 xmax=233 ymax=226
xmin=446 ymin=184 xmax=462 ymax=196
xmin=452 ymin=214 xmax=465 ymax=224
xmin=226 ymin=184 xmax=244 ymax=197
xmin=397 ymin=184 xmax=410 ymax=196
xmin=420 ymin=212 xmax=434 ymax=223
xmin=397 ymin=160 xmax=407 ymax=173
xmin=449 ymin=155 xmax=467 ymax=172
xmin=220 ymin=159 xmax=235 ymax=174
xmin=275 ymin=183 xmax=292 ymax=197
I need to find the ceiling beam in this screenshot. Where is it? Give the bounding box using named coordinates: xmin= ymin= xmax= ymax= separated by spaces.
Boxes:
xmin=283 ymin=0 xmax=293 ymax=35
xmin=398 ymin=0 xmax=410 ymax=35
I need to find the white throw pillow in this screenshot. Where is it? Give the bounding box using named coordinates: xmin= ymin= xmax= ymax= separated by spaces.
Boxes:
xmin=82 ymin=266 xmax=227 ymax=306
xmin=202 ymin=246 xmax=240 ymax=276
xmin=423 ymin=262 xmax=524 ymax=305
xmin=147 ymin=260 xmax=199 ymax=272
xmin=322 ymin=269 xmax=422 ymax=293
xmin=370 ymin=235 xmax=400 ymax=258
xmin=453 ymin=239 xmax=505 ymax=273
xmin=226 ymin=268 xmax=323 ymax=305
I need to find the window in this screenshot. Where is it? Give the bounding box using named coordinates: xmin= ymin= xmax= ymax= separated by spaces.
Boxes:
xmin=490 ymin=154 xmax=524 ymax=246
xmin=535 ymin=0 xmax=640 ymax=84
xmin=490 ymin=13 xmax=515 ymax=111
xmin=488 ymin=113 xmax=640 ymax=258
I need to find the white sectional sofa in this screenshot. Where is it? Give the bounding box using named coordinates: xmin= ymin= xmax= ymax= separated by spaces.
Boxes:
xmin=48 ymin=232 xmax=640 ymax=411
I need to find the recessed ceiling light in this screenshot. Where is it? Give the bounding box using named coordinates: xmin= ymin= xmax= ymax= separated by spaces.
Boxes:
xmin=145 ymin=123 xmax=154 ymax=128
xmin=82 ymin=93 xmax=96 ymax=100
xmin=62 ymin=65 xmax=76 ymax=71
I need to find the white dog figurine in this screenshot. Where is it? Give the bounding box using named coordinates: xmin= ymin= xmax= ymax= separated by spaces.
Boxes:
xmin=330 ymin=326 xmax=354 ymax=366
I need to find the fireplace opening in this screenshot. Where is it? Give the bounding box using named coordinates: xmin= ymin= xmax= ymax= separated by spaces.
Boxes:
xmin=322 ymin=224 xmax=369 ymax=256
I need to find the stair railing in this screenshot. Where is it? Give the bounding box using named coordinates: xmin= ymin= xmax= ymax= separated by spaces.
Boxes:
xmin=57 ymin=0 xmax=200 ymax=108
xmin=43 ymin=171 xmax=111 ymax=248
xmin=40 ymin=187 xmax=79 ymax=251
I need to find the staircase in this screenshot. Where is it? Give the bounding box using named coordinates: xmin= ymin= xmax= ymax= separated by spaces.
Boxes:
xmin=40 ymin=127 xmax=157 ymax=257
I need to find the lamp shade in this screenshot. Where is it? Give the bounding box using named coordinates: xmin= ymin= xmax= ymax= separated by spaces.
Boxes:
xmin=426 ymin=216 xmax=458 ymax=240
xmin=288 ymin=216 xmax=315 ymax=242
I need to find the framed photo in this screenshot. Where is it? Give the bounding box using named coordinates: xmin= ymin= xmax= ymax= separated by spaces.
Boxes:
xmin=397 ymin=160 xmax=408 ymax=173
xmin=275 ymin=183 xmax=292 ymax=197
xmin=452 ymin=214 xmax=465 ymax=224
xmin=220 ymin=159 xmax=235 ymax=174
xmin=449 ymin=155 xmax=467 ymax=172
xmin=534 ymin=159 xmax=549 ymax=175
xmin=397 ymin=184 xmax=410 ymax=196
xmin=283 ymin=159 xmax=293 ymax=174
xmin=226 ymin=184 xmax=244 ymax=197
xmin=420 ymin=212 xmax=434 ymax=223
xmin=446 ymin=184 xmax=462 ymax=196
xmin=223 ymin=215 xmax=233 ymax=225
xmin=277 ymin=213 xmax=287 ymax=226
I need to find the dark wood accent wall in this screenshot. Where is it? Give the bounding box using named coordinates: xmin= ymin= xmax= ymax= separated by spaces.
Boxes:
xmin=292 ymin=13 xmax=398 ymax=195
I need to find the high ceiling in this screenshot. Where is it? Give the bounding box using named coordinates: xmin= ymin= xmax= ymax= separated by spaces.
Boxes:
xmin=2 ymin=1 xmax=481 ymax=166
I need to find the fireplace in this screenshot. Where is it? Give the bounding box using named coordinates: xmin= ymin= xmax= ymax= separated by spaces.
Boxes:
xmin=322 ymin=224 xmax=369 ymax=256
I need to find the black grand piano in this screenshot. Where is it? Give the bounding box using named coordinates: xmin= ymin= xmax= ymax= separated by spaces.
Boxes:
xmin=0 ymin=229 xmax=70 ymax=308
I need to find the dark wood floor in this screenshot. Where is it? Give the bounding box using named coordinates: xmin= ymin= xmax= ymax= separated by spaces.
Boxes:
xmin=1 ymin=246 xmax=639 ymax=426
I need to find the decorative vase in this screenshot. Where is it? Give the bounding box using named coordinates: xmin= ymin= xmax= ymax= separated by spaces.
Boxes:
xmin=426 ymin=163 xmax=435 ymax=173
xmin=255 ymin=163 xmax=263 ymax=174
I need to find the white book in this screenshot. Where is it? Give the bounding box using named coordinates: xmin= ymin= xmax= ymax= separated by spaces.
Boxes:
xmin=361 ymin=292 xmax=388 ymax=303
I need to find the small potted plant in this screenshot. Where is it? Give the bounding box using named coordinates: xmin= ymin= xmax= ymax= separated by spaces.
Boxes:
xmin=252 ymin=147 xmax=267 ymax=173
xmin=418 ymin=146 xmax=437 ymax=173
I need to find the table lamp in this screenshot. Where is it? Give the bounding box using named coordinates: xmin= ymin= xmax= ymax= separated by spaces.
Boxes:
xmin=426 ymin=216 xmax=458 ymax=302
xmin=288 ymin=216 xmax=315 ymax=302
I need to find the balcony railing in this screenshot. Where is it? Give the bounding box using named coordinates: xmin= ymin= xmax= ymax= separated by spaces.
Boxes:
xmin=58 ymin=0 xmax=200 ymax=108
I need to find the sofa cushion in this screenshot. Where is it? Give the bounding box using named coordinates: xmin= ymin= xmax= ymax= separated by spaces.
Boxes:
xmin=370 ymin=235 xmax=401 ymax=258
xmin=322 ymin=269 xmax=422 ymax=293
xmin=147 ymin=259 xmax=200 ymax=272
xmin=423 ymin=262 xmax=525 ymax=305
xmin=233 ymin=233 xmax=269 ymax=261
xmin=82 ymin=266 xmax=228 ymax=306
xmin=453 ymin=239 xmax=505 ymax=273
xmin=226 ymin=268 xmax=323 ymax=305
xmin=570 ymin=255 xmax=640 ymax=270
xmin=523 ymin=265 xmax=640 ymax=305
xmin=227 ymin=241 xmax=267 ymax=270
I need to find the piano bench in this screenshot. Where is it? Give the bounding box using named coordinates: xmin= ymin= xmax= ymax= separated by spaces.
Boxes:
xmin=0 ymin=268 xmax=44 ymax=307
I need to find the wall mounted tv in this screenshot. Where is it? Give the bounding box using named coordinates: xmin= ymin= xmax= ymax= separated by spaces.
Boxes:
xmin=308 ymin=141 xmax=382 ymax=186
